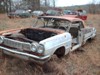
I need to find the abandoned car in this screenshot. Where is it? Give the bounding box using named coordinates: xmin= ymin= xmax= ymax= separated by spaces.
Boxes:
xmin=0 ymin=16 xmax=96 ymax=64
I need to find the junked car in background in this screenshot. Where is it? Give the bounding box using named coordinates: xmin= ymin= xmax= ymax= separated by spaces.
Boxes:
xmin=8 ymin=9 xmax=31 ymax=18
xmin=45 ymin=9 xmax=63 ymax=16
xmin=63 ymin=10 xmax=76 ymax=15
xmin=46 ymin=10 xmax=59 ymax=16
xmin=63 ymin=9 xmax=87 ymax=20
xmin=0 ymin=16 xmax=96 ymax=64
xmin=31 ymin=10 xmax=44 ymax=17
xmin=7 ymin=11 xmax=16 ymax=18
xmin=76 ymin=9 xmax=87 ymax=20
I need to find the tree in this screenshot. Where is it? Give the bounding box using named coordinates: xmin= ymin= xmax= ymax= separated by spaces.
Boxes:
xmin=0 ymin=0 xmax=7 ymax=13
xmin=88 ymin=0 xmax=97 ymax=14
xmin=53 ymin=0 xmax=55 ymax=7
xmin=40 ymin=0 xmax=55 ymax=7
xmin=22 ymin=0 xmax=40 ymax=10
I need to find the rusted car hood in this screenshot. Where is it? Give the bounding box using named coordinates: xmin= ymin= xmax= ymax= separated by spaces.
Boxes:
xmin=0 ymin=27 xmax=65 ymax=35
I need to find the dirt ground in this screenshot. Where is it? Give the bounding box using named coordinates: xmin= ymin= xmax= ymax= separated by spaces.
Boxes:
xmin=0 ymin=14 xmax=100 ymax=75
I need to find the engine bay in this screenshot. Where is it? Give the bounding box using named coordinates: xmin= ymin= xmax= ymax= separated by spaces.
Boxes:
xmin=5 ymin=28 xmax=57 ymax=42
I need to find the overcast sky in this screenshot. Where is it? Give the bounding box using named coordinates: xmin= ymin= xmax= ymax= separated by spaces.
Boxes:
xmin=55 ymin=0 xmax=100 ymax=7
xmin=12 ymin=0 xmax=100 ymax=7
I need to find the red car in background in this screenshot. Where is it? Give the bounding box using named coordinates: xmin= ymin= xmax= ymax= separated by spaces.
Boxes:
xmin=76 ymin=9 xmax=87 ymax=20
xmin=63 ymin=9 xmax=87 ymax=20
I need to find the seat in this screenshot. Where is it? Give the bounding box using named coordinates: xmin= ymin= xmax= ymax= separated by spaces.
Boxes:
xmin=69 ymin=27 xmax=78 ymax=38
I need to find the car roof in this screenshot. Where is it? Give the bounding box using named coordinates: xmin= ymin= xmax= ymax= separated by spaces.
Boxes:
xmin=33 ymin=10 xmax=43 ymax=12
xmin=39 ymin=16 xmax=83 ymax=22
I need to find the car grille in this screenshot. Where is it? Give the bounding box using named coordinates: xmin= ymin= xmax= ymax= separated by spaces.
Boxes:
xmin=3 ymin=38 xmax=31 ymax=51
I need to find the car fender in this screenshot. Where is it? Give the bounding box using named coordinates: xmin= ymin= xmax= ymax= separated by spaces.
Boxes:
xmin=39 ymin=32 xmax=72 ymax=56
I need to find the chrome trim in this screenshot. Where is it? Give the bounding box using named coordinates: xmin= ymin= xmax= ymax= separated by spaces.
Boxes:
xmin=0 ymin=46 xmax=50 ymax=60
xmin=3 ymin=38 xmax=31 ymax=51
xmin=0 ymin=36 xmax=4 ymax=44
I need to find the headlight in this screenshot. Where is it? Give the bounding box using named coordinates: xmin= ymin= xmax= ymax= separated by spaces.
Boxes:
xmin=0 ymin=36 xmax=4 ymax=44
xmin=37 ymin=44 xmax=44 ymax=54
xmin=31 ymin=43 xmax=37 ymax=52
xmin=93 ymin=28 xmax=96 ymax=33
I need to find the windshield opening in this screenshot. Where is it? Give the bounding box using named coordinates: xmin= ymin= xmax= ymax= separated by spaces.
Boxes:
xmin=33 ymin=17 xmax=71 ymax=31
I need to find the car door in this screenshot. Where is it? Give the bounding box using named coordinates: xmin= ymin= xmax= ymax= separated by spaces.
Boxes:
xmin=81 ymin=28 xmax=93 ymax=42
xmin=71 ymin=21 xmax=84 ymax=51
xmin=80 ymin=21 xmax=93 ymax=44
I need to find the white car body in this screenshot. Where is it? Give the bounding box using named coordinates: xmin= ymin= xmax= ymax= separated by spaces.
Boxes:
xmin=0 ymin=16 xmax=96 ymax=64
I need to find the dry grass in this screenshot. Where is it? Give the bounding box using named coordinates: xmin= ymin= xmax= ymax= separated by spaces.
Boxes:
xmin=0 ymin=14 xmax=100 ymax=75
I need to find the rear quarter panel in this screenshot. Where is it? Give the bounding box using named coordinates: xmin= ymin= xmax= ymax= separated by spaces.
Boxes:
xmin=81 ymin=27 xmax=96 ymax=42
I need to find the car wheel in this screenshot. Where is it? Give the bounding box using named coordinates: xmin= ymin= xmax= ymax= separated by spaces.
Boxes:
xmin=8 ymin=16 xmax=13 ymax=19
xmin=54 ymin=47 xmax=65 ymax=58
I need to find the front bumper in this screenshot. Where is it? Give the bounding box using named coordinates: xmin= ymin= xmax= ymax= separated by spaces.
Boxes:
xmin=0 ymin=46 xmax=50 ymax=64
